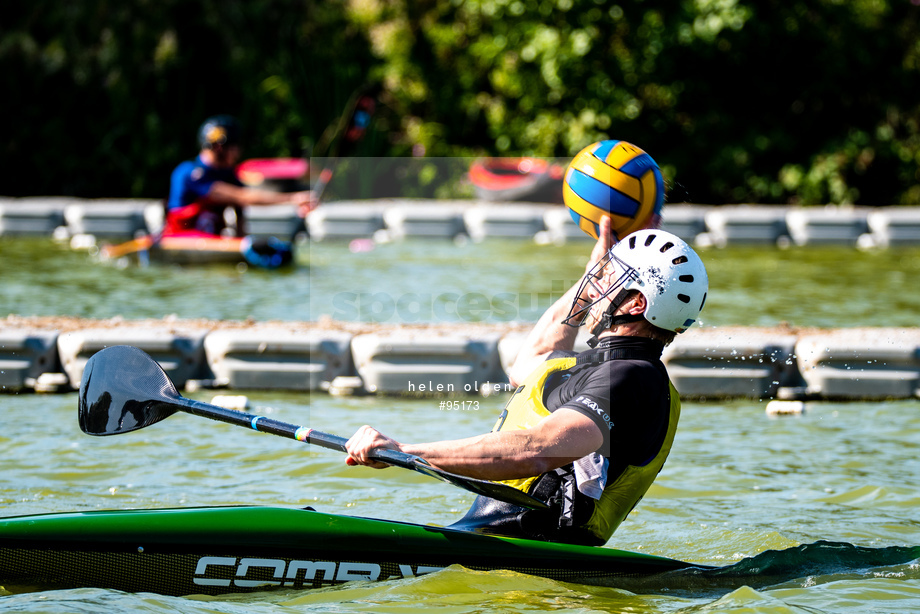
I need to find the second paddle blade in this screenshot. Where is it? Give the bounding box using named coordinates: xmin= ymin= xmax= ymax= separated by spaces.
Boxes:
xmin=78 ymin=345 xmax=180 ymax=435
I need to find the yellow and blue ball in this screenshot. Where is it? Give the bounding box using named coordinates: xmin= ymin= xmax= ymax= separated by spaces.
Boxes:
xmin=563 ymin=140 xmax=665 ymax=240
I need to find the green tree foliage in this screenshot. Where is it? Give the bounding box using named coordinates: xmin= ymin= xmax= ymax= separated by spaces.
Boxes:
xmin=2 ymin=0 xmax=919 ymax=204
xmin=2 ymin=0 xmax=375 ymax=198
xmin=348 ymin=0 xmax=920 ymax=205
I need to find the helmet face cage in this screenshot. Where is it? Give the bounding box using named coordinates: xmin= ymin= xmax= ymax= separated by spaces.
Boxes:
xmin=563 ymin=229 xmax=709 ymax=334
xmin=563 ymin=248 xmax=640 ymax=328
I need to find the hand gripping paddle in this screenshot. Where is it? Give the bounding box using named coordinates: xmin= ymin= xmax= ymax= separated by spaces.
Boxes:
xmin=78 ymin=345 xmax=548 ymax=510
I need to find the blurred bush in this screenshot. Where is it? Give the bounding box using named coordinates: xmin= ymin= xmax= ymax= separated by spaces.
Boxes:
xmin=3 ymin=0 xmax=918 ymax=205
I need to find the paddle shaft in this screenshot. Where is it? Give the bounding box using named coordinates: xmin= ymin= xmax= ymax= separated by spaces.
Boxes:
xmin=178 ymin=397 xmax=434 ymax=471
xmin=174 ymin=396 xmax=548 ymax=508
xmin=307 ymin=89 xmax=375 ymax=204
xmin=78 ymin=345 xmax=548 ymax=510
xmin=101 ymin=234 xmax=156 ymax=259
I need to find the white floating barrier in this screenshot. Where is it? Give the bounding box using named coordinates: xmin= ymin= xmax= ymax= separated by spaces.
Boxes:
xmin=210 ymin=394 xmax=251 ymax=410
xmin=245 ymin=204 xmax=303 ymax=239
xmin=663 ymin=328 xmax=800 ymax=399
xmin=382 ymin=203 xmax=467 ymax=239
xmin=795 ymin=328 xmax=920 ymax=400
xmin=463 ymin=204 xmax=550 ymax=241
xmin=543 ymin=207 xmax=594 ymax=243
xmin=203 ymin=328 xmax=353 ymax=391
xmin=351 ymin=331 xmax=504 ymax=395
xmin=541 ymin=208 xmax=592 ymax=244
xmin=660 ymin=205 xmax=710 ymax=243
xmin=0 ymin=329 xmax=60 ymax=392
xmin=704 ymin=206 xmax=790 ymax=246
xmin=0 ymin=198 xmax=70 ymax=236
xmin=307 ymin=202 xmax=386 ymax=240
xmin=63 ymin=200 xmax=152 ymax=239
xmin=765 ymin=400 xmax=807 ymax=416
xmin=866 ymin=208 xmax=920 ymax=247
xmin=7 ymin=197 xmax=920 ymax=250
xmin=5 ymin=314 xmax=920 ymax=401
xmin=327 ymin=375 xmax=369 ymax=396
xmin=786 ymin=207 xmax=869 ymax=246
xmin=57 ymin=327 xmax=207 ymax=390
xmin=144 ymin=202 xmax=165 ymax=235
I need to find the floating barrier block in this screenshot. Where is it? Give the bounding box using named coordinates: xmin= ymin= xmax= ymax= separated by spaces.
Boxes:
xmin=327 ymin=375 xmax=369 ymax=396
xmin=351 ymin=332 xmax=504 ymax=395
xmin=659 ymin=205 xmax=710 ymax=243
xmin=210 ymin=394 xmax=251 ymax=410
xmin=0 ymin=330 xmax=60 ymax=392
xmin=703 ymin=206 xmax=790 ymax=246
xmin=795 ymin=329 xmax=920 ymax=400
xmin=382 ymin=203 xmax=467 ymax=239
xmin=785 ymin=208 xmax=869 ymax=246
xmin=57 ymin=327 xmax=208 ymax=390
xmin=0 ymin=198 xmax=69 ymax=236
xmin=866 ymin=208 xmax=920 ymax=247
xmin=203 ymin=328 xmax=353 ymax=391
xmin=541 ymin=208 xmax=592 ymax=244
xmin=63 ymin=200 xmax=151 ymax=239
xmin=765 ymin=400 xmax=807 ymax=416
xmin=662 ymin=328 xmax=800 ymax=399
xmin=245 ymin=204 xmax=303 ymax=239
xmin=463 ymin=205 xmax=549 ymax=241
xmin=144 ymin=202 xmax=166 ymax=235
xmin=307 ymin=202 xmax=386 ymax=240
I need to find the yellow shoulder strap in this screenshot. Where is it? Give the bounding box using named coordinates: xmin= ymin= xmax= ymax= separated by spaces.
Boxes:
xmin=490 ymin=356 xmax=578 ymax=493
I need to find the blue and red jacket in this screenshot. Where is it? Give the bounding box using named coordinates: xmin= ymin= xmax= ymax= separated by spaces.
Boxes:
xmin=166 ymin=155 xmax=243 ymax=236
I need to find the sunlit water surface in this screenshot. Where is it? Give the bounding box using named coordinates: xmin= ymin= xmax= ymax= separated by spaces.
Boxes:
xmin=2 ymin=393 xmax=920 ymax=612
xmin=2 ymin=237 xmax=920 ymax=327
xmin=2 ymin=236 xmax=920 ymax=612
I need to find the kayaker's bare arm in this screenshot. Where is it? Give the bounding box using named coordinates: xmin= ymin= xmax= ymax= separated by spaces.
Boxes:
xmin=507 ymin=216 xmax=615 ymax=387
xmin=207 ymin=181 xmax=316 ymax=212
xmin=508 ymin=209 xmax=666 ymax=387
xmin=345 ymin=409 xmax=604 ymax=481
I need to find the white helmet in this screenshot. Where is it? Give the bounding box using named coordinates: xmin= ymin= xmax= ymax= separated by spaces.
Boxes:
xmin=565 ymin=229 xmax=708 ymax=334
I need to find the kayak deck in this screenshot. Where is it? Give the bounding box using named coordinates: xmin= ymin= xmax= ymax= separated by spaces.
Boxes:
xmin=147 ymin=235 xmax=249 ymax=265
xmin=0 ymin=506 xmax=694 ymax=596
xmin=100 ymin=234 xmax=295 ymax=268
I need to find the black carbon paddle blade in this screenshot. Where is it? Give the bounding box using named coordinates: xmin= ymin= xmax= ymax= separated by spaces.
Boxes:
xmin=78 ymin=345 xmax=180 ymax=435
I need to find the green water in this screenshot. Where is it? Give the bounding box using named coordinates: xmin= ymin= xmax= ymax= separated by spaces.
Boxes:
xmin=2 ymin=392 xmax=920 ymax=612
xmin=2 ymin=236 xmax=920 ymax=611
xmin=2 ymin=237 xmax=920 ymax=327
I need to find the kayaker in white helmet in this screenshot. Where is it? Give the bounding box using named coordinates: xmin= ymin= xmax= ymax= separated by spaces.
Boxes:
xmin=346 ymin=216 xmax=708 ymax=546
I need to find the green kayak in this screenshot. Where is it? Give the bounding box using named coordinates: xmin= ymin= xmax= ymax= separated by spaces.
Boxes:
xmin=0 ymin=505 xmax=695 ymax=596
